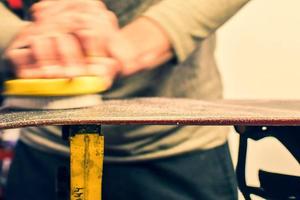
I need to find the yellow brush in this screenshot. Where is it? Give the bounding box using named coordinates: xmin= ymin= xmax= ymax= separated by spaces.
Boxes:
xmin=2 ymin=76 xmax=107 ymax=109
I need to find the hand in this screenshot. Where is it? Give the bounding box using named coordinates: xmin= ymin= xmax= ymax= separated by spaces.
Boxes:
xmin=5 ymin=23 xmax=120 ymax=84
xmin=31 ymin=0 xmax=118 ymax=58
xmin=4 ymin=0 xmax=120 ymax=89
xmin=107 ymin=17 xmax=173 ymax=76
xmin=32 ymin=0 xmax=173 ymax=76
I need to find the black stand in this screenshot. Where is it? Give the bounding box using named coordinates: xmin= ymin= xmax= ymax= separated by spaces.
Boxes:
xmin=235 ymin=126 xmax=300 ymax=199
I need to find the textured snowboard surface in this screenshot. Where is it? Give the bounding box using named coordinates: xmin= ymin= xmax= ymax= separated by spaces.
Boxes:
xmin=1 ymin=98 xmax=300 ymax=129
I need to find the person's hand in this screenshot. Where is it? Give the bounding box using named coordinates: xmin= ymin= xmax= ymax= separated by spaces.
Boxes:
xmin=5 ymin=23 xmax=120 ymax=85
xmin=4 ymin=0 xmax=121 ymax=89
xmin=5 ymin=0 xmax=172 ymax=83
xmin=31 ymin=0 xmax=173 ymax=77
xmin=107 ymin=17 xmax=173 ymax=76
xmin=31 ymin=0 xmax=118 ymax=59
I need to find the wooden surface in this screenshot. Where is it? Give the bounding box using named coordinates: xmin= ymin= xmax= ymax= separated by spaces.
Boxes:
xmin=1 ymin=98 xmax=300 ymax=129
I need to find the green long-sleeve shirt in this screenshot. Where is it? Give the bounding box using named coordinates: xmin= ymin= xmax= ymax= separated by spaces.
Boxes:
xmin=1 ymin=0 xmax=250 ymax=161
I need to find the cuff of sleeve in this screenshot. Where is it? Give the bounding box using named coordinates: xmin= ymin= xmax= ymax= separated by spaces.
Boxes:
xmin=142 ymin=2 xmax=201 ymax=62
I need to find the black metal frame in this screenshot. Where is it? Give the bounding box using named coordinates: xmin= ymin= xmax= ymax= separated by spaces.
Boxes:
xmin=235 ymin=126 xmax=300 ymax=199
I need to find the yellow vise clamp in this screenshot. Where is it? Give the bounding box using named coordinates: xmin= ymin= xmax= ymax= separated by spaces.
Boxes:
xmin=62 ymin=125 xmax=104 ymax=200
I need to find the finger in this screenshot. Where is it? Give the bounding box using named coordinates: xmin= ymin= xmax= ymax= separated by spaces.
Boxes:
xmin=5 ymin=48 xmax=36 ymax=78
xmin=7 ymin=40 xmax=65 ymax=79
xmin=72 ymin=13 xmax=119 ymax=57
xmin=42 ymin=13 xmax=94 ymax=33
xmin=87 ymin=57 xmax=120 ymax=76
xmin=101 ymin=10 xmax=119 ymax=29
xmin=30 ymin=35 xmax=68 ymax=78
xmin=32 ymin=0 xmax=106 ymax=21
xmin=31 ymin=1 xmax=57 ymax=22
xmin=36 ymin=65 xmax=67 ymax=78
xmin=74 ymin=29 xmax=108 ymax=59
xmin=35 ymin=10 xmax=118 ymax=33
xmin=87 ymin=57 xmax=121 ymax=88
xmin=30 ymin=13 xmax=79 ymax=38
xmin=17 ymin=68 xmax=48 ymax=79
xmin=8 ymin=31 xmax=33 ymax=50
xmin=74 ymin=11 xmax=119 ymax=30
xmin=54 ymin=34 xmax=86 ymax=77
xmin=30 ymin=35 xmax=59 ymax=68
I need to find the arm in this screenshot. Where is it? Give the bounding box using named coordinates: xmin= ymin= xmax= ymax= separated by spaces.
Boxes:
xmin=0 ymin=3 xmax=28 ymax=54
xmin=118 ymin=0 xmax=250 ymax=67
xmin=107 ymin=17 xmax=173 ymax=76
xmin=4 ymin=0 xmax=250 ymax=80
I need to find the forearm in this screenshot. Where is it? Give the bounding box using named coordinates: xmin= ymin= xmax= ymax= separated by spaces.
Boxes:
xmin=0 ymin=3 xmax=28 ymax=54
xmin=122 ymin=17 xmax=173 ymax=65
xmin=112 ymin=0 xmax=250 ymax=76
xmin=143 ymin=0 xmax=250 ymax=61
xmin=114 ymin=17 xmax=173 ymax=76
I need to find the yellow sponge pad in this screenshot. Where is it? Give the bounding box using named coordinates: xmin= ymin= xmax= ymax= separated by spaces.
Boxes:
xmin=4 ymin=76 xmax=109 ymax=96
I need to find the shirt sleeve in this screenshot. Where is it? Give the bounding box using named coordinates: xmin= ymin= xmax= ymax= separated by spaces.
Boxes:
xmin=142 ymin=0 xmax=250 ymax=61
xmin=0 ymin=3 xmax=28 ymax=54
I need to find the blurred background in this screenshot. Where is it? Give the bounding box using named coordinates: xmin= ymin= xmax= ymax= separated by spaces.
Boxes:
xmin=216 ymin=0 xmax=300 ymax=199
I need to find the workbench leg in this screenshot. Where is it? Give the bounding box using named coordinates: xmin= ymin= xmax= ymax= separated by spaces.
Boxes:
xmin=236 ymin=135 xmax=251 ymax=200
xmin=64 ymin=125 xmax=104 ymax=200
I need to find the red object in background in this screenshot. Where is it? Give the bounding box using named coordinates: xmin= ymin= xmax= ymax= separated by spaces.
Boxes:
xmin=7 ymin=0 xmax=23 ymax=9
xmin=0 ymin=150 xmax=13 ymax=160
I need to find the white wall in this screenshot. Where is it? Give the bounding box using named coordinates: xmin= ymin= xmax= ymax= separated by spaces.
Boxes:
xmin=215 ymin=0 xmax=300 ymax=199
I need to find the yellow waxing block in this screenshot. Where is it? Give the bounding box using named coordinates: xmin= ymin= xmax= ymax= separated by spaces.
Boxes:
xmin=4 ymin=76 xmax=109 ymax=96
